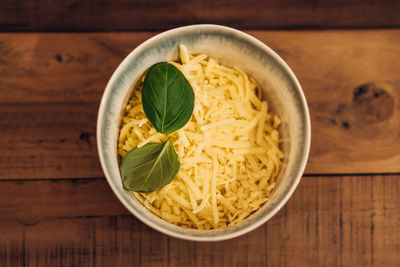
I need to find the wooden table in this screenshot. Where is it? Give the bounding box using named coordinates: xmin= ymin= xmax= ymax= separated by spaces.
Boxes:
xmin=1 ymin=1 xmax=400 ymax=266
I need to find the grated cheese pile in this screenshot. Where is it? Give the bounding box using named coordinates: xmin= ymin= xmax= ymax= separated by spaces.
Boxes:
xmin=118 ymin=45 xmax=283 ymax=229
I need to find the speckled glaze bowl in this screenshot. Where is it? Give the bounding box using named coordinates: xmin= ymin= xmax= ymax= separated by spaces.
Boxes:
xmin=97 ymin=24 xmax=311 ymax=241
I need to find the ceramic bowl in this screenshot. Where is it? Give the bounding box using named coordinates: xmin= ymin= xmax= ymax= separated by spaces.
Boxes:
xmin=97 ymin=24 xmax=311 ymax=241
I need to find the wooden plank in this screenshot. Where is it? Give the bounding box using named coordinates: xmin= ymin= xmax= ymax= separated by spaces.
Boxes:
xmin=0 ymin=33 xmax=152 ymax=104
xmin=0 ymin=0 xmax=400 ymax=31
xmin=1 ymin=30 xmax=400 ymax=178
xmin=0 ymin=176 xmax=399 ymax=266
xmin=259 ymin=30 xmax=400 ymax=174
xmin=0 ymin=178 xmax=128 ymax=221
xmin=0 ymin=103 xmax=103 ymax=179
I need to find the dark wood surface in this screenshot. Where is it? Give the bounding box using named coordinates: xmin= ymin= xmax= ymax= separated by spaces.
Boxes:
xmin=1 ymin=0 xmax=400 ymax=31
xmin=1 ymin=1 xmax=400 ymax=266
xmin=1 ymin=176 xmax=399 ymax=266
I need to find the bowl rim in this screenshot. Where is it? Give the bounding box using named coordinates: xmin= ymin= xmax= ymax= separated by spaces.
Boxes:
xmin=97 ymin=24 xmax=311 ymax=241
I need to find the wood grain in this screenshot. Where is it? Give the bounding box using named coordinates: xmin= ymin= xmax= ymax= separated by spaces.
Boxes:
xmin=0 ymin=103 xmax=103 ymax=179
xmin=1 ymin=0 xmax=400 ymax=31
xmin=256 ymin=30 xmax=400 ymax=174
xmin=0 ymin=176 xmax=399 ymax=266
xmin=0 ymin=33 xmax=153 ymax=104
xmin=1 ymin=31 xmax=399 ymax=178
xmin=0 ymin=178 xmax=128 ymax=221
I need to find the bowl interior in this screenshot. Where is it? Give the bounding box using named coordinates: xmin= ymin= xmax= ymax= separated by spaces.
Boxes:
xmin=97 ymin=25 xmax=310 ymax=241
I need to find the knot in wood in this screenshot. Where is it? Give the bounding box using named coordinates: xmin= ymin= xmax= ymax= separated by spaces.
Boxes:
xmin=351 ymin=83 xmax=394 ymax=123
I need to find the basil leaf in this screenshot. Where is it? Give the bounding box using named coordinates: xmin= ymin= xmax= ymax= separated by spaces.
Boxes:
xmin=142 ymin=62 xmax=195 ymax=134
xmin=120 ymin=138 xmax=180 ymax=193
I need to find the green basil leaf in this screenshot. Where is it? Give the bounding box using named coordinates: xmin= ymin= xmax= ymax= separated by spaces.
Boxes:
xmin=120 ymin=138 xmax=180 ymax=193
xmin=142 ymin=62 xmax=195 ymax=134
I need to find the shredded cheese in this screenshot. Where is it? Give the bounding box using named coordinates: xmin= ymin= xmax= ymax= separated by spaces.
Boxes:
xmin=118 ymin=45 xmax=283 ymax=229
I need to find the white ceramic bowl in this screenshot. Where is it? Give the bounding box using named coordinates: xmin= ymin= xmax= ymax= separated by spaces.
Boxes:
xmin=97 ymin=24 xmax=311 ymax=241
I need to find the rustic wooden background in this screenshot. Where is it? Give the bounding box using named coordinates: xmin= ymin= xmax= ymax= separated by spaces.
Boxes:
xmin=1 ymin=1 xmax=400 ymax=266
